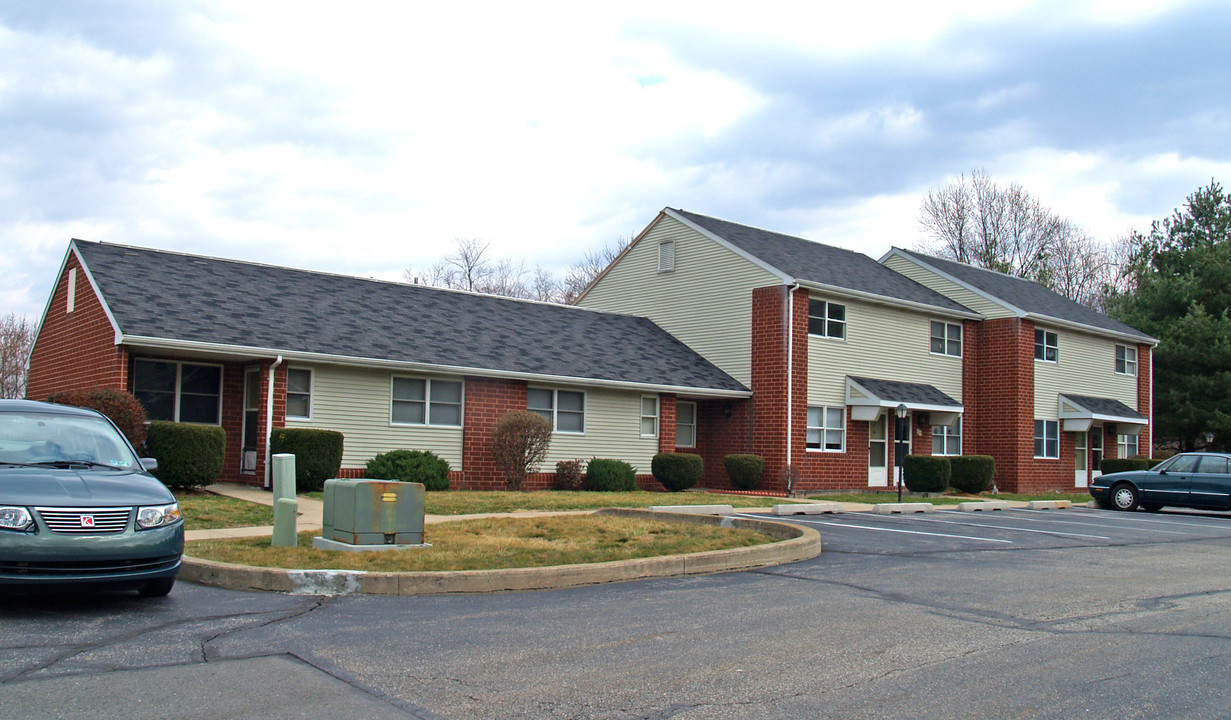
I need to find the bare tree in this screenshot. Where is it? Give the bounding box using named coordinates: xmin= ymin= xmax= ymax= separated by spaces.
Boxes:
xmin=562 ymin=235 xmax=633 ymax=303
xmin=1 ymin=313 xmax=35 ymax=399
xmin=530 ymin=266 xmax=563 ymax=303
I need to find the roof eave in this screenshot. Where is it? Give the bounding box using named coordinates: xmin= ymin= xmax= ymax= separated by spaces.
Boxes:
xmin=795 ymin=279 xmax=981 ymax=320
xmin=1024 ymin=312 xmax=1158 ymax=347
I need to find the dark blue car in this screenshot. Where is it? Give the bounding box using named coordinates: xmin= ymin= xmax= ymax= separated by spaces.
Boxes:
xmin=1090 ymin=452 xmax=1231 ymax=512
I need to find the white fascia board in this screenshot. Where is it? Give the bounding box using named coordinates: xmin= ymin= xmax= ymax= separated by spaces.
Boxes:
xmin=881 ymin=248 xmax=1024 ymax=317
xmin=119 ymin=336 xmax=753 ymax=399
xmin=844 ymin=377 xmax=962 ymax=414
xmin=795 ymin=279 xmax=980 ymax=321
xmin=1023 ymin=312 xmax=1158 ymax=347
xmin=662 ymin=208 xmax=794 ymax=283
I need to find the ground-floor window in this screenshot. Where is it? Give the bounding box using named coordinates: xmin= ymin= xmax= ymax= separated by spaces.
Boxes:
xmin=286 ymin=368 xmax=312 ymax=419
xmin=133 ymin=359 xmax=222 ymax=424
xmin=932 ymin=418 xmax=962 ymax=456
xmin=640 ymin=396 xmax=658 ymax=438
xmin=391 ymin=377 xmax=463 ymax=427
xmin=1118 ymin=433 xmax=1139 ymax=458
xmin=528 ymin=388 xmax=585 ymax=433
xmin=807 ymin=406 xmax=845 ymax=452
xmin=675 ymin=401 xmax=696 ymax=447
xmin=1034 ymin=419 xmax=1059 ymax=458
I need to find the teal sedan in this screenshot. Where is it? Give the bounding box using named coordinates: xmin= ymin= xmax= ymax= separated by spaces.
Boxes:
xmin=0 ymin=400 xmax=183 ymax=596
xmin=1090 ymin=452 xmax=1231 ymax=512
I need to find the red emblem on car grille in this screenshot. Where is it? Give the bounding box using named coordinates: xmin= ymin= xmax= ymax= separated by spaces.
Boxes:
xmin=80 ymin=516 xmax=95 ymax=528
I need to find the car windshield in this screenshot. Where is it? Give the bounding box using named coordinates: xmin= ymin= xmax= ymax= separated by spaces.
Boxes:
xmin=0 ymin=411 xmax=140 ymax=469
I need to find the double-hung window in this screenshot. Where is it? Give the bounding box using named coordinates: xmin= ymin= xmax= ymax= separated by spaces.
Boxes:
xmin=930 ymin=321 xmax=962 ymax=357
xmin=286 ymin=369 xmax=312 ymax=419
xmin=675 ymin=401 xmax=697 ymax=448
xmin=806 ymin=406 xmax=845 ymax=451
xmin=528 ymin=388 xmax=585 ymax=433
xmin=808 ymin=300 xmax=846 ymax=340
xmin=391 ymin=377 xmax=463 ymax=427
xmin=1115 ymin=345 xmax=1137 ymax=376
xmin=932 ymin=418 xmax=962 ymax=456
xmin=134 ymin=359 xmax=223 ymax=424
xmin=640 ymin=396 xmax=659 ymax=438
xmin=1035 ymin=329 xmax=1058 ymax=362
xmin=1034 ymin=419 xmax=1059 ymax=458
xmin=1117 ymin=434 xmax=1139 ymax=458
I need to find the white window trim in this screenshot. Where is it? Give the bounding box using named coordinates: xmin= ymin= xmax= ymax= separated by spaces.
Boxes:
xmin=1035 ymin=329 xmax=1059 ymax=363
xmin=286 ymin=368 xmax=313 ymax=421
xmin=1115 ymin=344 xmax=1138 ymax=376
xmin=390 ymin=376 xmax=464 ymax=428
xmin=806 ymin=405 xmax=846 ymax=453
xmin=134 ymin=359 xmax=224 ymax=425
xmin=929 ymin=320 xmax=962 ymax=358
xmin=1034 ymin=419 xmax=1060 ymax=459
xmin=675 ymin=401 xmax=697 ymax=448
xmin=807 ymin=299 xmax=847 ymax=341
xmin=932 ymin=420 xmax=962 ymax=456
xmin=1117 ymin=433 xmax=1139 ymax=458
xmin=640 ymin=395 xmax=659 ymax=439
xmin=528 ymin=387 xmax=586 ymax=435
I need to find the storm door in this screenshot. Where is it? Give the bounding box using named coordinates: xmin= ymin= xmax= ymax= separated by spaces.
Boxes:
xmin=1074 ymin=431 xmax=1088 ymax=487
xmin=868 ymin=414 xmax=888 ymax=486
xmin=241 ymin=367 xmax=261 ymax=473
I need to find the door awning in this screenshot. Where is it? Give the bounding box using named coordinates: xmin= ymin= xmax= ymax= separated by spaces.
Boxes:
xmin=846 ymin=376 xmax=963 ymax=426
xmin=1058 ymin=394 xmax=1147 ymax=435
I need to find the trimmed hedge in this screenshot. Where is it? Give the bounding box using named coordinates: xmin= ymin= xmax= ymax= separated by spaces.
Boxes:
xmin=365 ymin=449 xmax=450 ymax=491
xmin=555 ymin=460 xmax=584 ymax=491
xmin=144 ymin=421 xmax=225 ymax=489
xmin=651 ymin=453 xmax=703 ymax=492
xmin=47 ymin=388 xmax=148 ymax=450
xmin=270 ymin=428 xmax=344 ymax=492
xmin=584 ymin=458 xmax=637 ymax=492
xmin=1100 ymin=457 xmax=1152 ymax=474
xmin=949 ymin=455 xmax=995 ymax=494
xmin=724 ymin=454 xmax=765 ymax=491
xmin=903 ymin=455 xmax=950 ymax=493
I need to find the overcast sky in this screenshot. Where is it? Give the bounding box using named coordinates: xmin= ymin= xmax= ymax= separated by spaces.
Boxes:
xmin=3 ymin=0 xmax=1229 ymax=322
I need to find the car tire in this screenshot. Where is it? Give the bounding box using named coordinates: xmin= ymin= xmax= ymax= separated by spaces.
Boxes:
xmin=1110 ymin=483 xmax=1140 ymax=511
xmin=1141 ymin=503 xmax=1162 ymax=512
xmin=138 ymin=578 xmax=175 ymax=597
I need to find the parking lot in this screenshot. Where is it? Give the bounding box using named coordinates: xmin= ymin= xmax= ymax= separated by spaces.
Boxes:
xmin=738 ymin=504 xmax=1231 ymax=554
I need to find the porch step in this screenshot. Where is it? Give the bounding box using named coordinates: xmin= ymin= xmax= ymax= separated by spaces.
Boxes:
xmin=772 ymin=503 xmax=843 ymax=516
xmin=957 ymin=501 xmax=1009 ymax=512
xmin=649 ymin=504 xmax=735 ymax=516
xmin=1026 ymin=500 xmax=1073 ymax=510
xmin=873 ymin=502 xmax=936 ymax=514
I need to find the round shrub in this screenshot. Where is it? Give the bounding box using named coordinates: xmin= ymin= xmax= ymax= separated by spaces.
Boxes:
xmin=47 ymin=388 xmax=148 ymax=450
xmin=365 ymin=449 xmax=450 ymax=491
xmin=949 ymin=455 xmax=995 ymax=494
xmin=555 ymin=460 xmax=584 ymax=491
xmin=1100 ymin=457 xmax=1151 ymax=475
xmin=724 ymin=454 xmax=764 ymax=491
xmin=144 ymin=421 xmax=225 ymax=489
xmin=270 ymin=428 xmax=344 ymax=492
xmin=902 ymin=455 xmax=950 ymax=493
xmin=651 ymin=453 xmax=703 ymax=492
xmin=584 ymin=458 xmax=637 ymax=492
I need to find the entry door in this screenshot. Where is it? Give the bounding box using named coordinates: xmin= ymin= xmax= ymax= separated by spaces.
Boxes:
xmin=1090 ymin=428 xmax=1104 ymax=480
xmin=241 ymin=368 xmax=261 ymax=473
xmin=868 ymin=414 xmax=888 ymax=486
xmin=1074 ymin=431 xmax=1088 ymax=488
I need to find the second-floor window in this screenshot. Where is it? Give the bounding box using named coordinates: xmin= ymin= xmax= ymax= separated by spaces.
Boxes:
xmin=808 ymin=300 xmax=846 ymax=340
xmin=930 ymin=321 xmax=962 ymax=357
xmin=1116 ymin=345 xmax=1137 ymax=376
xmin=1035 ymin=329 xmax=1058 ymax=362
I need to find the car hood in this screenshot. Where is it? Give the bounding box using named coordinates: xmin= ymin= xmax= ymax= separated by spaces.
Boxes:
xmin=0 ymin=467 xmax=176 ymax=507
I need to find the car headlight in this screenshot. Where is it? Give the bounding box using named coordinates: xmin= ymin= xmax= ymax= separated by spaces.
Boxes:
xmin=137 ymin=503 xmax=181 ymax=529
xmin=0 ymin=506 xmax=33 ymax=531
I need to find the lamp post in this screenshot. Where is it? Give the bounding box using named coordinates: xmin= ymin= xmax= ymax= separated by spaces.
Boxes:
xmin=895 ymin=403 xmax=909 ymax=502
xmin=1204 ymin=431 xmax=1215 ymax=450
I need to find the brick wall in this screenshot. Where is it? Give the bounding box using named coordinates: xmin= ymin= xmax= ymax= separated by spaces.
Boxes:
xmin=965 ymin=317 xmax=1035 ymax=492
xmin=460 ymin=376 xmax=529 ymax=490
xmin=749 ymin=286 xmax=791 ymax=491
xmin=27 ymin=251 xmax=129 ymax=400
xmin=1138 ymin=343 xmax=1152 ymax=456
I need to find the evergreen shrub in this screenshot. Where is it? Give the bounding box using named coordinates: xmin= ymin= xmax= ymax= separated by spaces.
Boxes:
xmin=651 ymin=453 xmax=703 ymax=492
xmin=903 ymin=455 xmax=950 ymax=493
xmin=584 ymin=458 xmax=637 ymax=492
xmin=724 ymin=454 xmax=765 ymax=491
xmin=365 ymin=449 xmax=450 ymax=490
xmin=270 ymin=428 xmax=344 ymax=492
xmin=144 ymin=421 xmax=225 ymax=489
xmin=949 ymin=455 xmax=995 ymax=493
xmin=1100 ymin=457 xmax=1152 ymax=474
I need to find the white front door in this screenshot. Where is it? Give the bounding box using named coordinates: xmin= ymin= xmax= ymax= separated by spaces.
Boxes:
xmin=1074 ymin=431 xmax=1088 ymax=487
xmin=1090 ymin=427 xmax=1104 ymax=480
xmin=868 ymin=414 xmax=888 ymax=486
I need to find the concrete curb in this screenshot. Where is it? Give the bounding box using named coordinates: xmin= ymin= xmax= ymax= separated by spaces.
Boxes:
xmin=179 ymin=508 xmax=821 ymax=596
xmin=873 ymin=502 xmax=936 ymax=514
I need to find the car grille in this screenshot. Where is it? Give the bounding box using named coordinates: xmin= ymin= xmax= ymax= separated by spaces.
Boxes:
xmin=0 ymin=555 xmax=180 ymax=577
xmin=35 ymin=507 xmax=131 ymax=534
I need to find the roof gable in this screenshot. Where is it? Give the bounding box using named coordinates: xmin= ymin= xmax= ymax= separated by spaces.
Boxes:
xmin=69 ymin=241 xmax=748 ymax=394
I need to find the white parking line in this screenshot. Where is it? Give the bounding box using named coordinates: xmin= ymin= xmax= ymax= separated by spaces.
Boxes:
xmin=1011 ymin=509 xmax=1217 ymax=535
xmin=771 ymin=516 xmax=1013 ymax=544
xmin=1072 ymin=509 xmax=1231 ymax=530
xmin=913 ymin=515 xmax=1109 ymax=540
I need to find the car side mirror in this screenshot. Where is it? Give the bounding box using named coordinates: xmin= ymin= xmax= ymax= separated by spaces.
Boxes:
xmin=140 ymin=457 xmax=159 ymax=472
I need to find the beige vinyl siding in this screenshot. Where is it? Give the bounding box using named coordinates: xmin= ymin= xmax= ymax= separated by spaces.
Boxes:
xmin=283 ymin=364 xmax=464 ymax=470
xmin=807 ymin=296 xmax=963 ymax=406
xmin=538 ymin=387 xmax=660 ymax=473
xmin=882 ymin=254 xmax=1013 ymax=319
xmin=1033 ymin=328 xmax=1139 ymax=418
xmin=578 ymin=215 xmax=780 ymax=386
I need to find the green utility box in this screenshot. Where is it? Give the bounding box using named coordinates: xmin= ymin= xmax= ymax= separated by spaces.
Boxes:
xmin=321 ymin=478 xmax=425 ymax=546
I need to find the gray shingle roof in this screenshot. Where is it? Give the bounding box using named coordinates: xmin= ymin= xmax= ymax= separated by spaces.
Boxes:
xmin=670 ymin=209 xmax=974 ymax=315
xmin=72 ymin=241 xmax=748 ymax=393
xmin=848 ymin=376 xmax=962 ymax=407
xmin=895 ymin=248 xmax=1154 ymax=342
xmin=1060 ymin=394 xmax=1146 ymax=421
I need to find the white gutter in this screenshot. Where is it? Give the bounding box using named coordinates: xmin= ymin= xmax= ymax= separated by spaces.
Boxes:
xmin=785 ymin=282 xmax=800 ymax=486
xmin=264 ymin=355 xmax=283 ymax=488
xmin=793 ymin=279 xmax=981 ymax=321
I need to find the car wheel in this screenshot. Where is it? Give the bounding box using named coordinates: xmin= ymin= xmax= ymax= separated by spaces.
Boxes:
xmin=1141 ymin=503 xmax=1162 ymax=512
xmin=1110 ymin=483 xmax=1140 ymax=511
xmin=138 ymin=578 xmax=175 ymax=597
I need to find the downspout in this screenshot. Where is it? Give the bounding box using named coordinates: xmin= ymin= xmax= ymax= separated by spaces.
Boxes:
xmin=785 ymin=282 xmax=800 ymax=494
xmin=264 ymin=355 xmax=283 ymax=489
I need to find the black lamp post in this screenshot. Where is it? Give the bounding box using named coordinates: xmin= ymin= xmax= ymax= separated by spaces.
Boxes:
xmin=895 ymin=403 xmax=909 ymax=502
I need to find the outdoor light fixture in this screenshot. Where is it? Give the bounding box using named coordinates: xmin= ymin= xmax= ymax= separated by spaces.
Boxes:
xmin=895 ymin=404 xmax=909 ymax=502
xmin=1205 ymin=431 xmax=1215 ymax=448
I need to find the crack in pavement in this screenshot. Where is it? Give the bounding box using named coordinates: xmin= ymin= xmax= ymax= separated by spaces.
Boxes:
xmin=199 ymin=597 xmax=327 ymax=662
